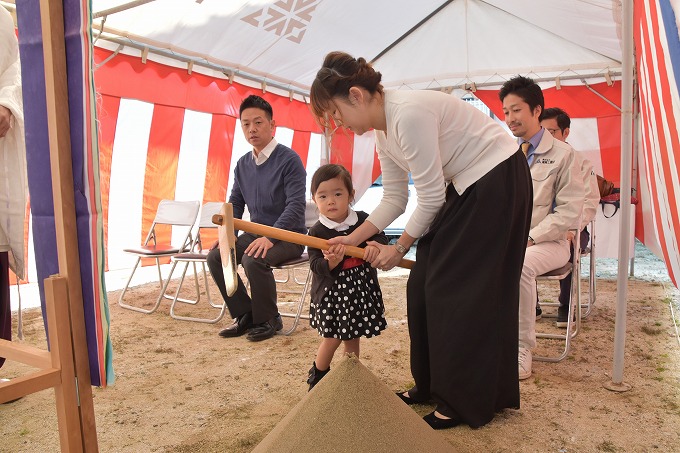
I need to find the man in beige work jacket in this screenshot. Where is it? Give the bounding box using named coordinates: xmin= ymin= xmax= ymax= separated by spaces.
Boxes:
xmin=499 ymin=76 xmax=584 ymax=380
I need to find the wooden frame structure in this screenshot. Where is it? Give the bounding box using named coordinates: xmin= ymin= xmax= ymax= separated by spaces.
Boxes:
xmin=0 ymin=0 xmax=99 ymax=450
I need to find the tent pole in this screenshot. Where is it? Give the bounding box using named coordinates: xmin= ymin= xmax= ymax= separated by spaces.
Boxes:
xmin=606 ymin=0 xmax=634 ymax=392
xmin=92 ymin=0 xmax=156 ymax=19
xmin=629 ymin=82 xmax=640 ymax=279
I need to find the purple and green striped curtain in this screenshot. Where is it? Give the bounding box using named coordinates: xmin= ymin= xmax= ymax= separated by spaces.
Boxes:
xmin=16 ymin=0 xmax=113 ymax=386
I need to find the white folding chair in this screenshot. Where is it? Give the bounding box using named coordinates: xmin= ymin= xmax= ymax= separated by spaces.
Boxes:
xmin=273 ymin=253 xmax=312 ymax=335
xmin=165 ymin=202 xmax=228 ymax=323
xmin=118 ymin=199 xmax=200 ymax=314
xmin=535 ymin=227 xmax=581 ymax=362
xmin=275 ymin=201 xmax=319 ymax=335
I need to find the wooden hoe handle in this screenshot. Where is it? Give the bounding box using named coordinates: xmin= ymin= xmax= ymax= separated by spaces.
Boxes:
xmin=212 ymin=210 xmax=415 ymax=270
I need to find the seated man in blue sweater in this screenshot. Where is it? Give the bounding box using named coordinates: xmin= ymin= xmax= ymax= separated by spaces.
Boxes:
xmin=207 ymin=95 xmax=307 ymax=342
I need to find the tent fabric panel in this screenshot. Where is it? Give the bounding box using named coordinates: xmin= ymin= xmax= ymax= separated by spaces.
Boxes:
xmin=93 ymin=48 xmax=323 ymax=133
xmin=351 ymin=131 xmax=379 ymax=200
xmin=16 ymin=2 xmax=55 ymax=313
xmin=140 ymin=104 xmax=184 ymax=265
xmin=175 ymin=110 xmax=212 ymax=205
xmin=482 ymin=0 xmax=623 ymax=64
xmin=66 ymin=0 xmax=113 ymax=387
xmin=204 ymin=114 xmax=236 ymax=204
xmin=329 ymin=131 xmax=354 ymax=175
xmin=91 ymin=0 xmax=622 ymax=90
xmin=596 ymin=116 xmax=623 ymax=184
xmin=93 ymin=0 xmax=446 ymax=91
xmin=16 ymin=0 xmax=112 ymax=386
xmin=634 ymin=0 xmax=680 ymax=286
xmin=375 ymin=0 xmax=620 ymax=89
xmin=97 ymin=94 xmax=120 ymax=271
xmin=567 ymin=118 xmax=604 ymax=175
xmin=106 ymin=99 xmax=152 ymax=271
xmin=98 ymin=97 xmax=328 ymax=270
xmin=7 ymin=203 xmax=30 ymax=286
xmin=474 ymin=83 xmax=622 ymax=120
xmin=292 ymin=130 xmax=311 ymax=168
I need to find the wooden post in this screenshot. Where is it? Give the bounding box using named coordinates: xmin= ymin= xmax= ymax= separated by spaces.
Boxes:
xmin=46 ymin=276 xmax=86 ymax=452
xmin=39 ymin=0 xmax=99 ymax=449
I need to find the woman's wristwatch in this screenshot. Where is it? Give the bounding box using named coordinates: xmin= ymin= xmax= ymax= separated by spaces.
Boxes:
xmin=394 ymin=242 xmax=408 ymax=254
xmin=528 ymin=236 xmax=536 ymax=245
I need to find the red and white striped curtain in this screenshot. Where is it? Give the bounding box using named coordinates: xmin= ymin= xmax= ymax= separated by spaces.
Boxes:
xmin=93 ymin=48 xmax=380 ymax=273
xmin=634 ymin=0 xmax=680 ymax=286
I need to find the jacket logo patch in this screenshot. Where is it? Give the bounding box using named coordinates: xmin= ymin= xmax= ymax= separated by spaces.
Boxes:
xmin=536 ymin=158 xmax=555 ymax=164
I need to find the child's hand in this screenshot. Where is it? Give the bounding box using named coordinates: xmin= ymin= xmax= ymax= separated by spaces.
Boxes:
xmin=323 ymin=244 xmax=345 ymax=270
xmin=363 ymin=245 xmax=379 ymax=262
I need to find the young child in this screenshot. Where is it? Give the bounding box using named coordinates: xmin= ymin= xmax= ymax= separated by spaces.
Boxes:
xmin=306 ymin=164 xmax=389 ymax=390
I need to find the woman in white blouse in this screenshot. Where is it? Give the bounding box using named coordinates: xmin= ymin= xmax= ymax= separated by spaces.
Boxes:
xmin=310 ymin=51 xmax=533 ymax=429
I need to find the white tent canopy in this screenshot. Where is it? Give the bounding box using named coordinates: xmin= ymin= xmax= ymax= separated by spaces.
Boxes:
xmin=91 ymin=0 xmax=623 ymax=94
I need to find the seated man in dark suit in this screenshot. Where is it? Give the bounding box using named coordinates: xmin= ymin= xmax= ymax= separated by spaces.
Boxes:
xmin=207 ymin=95 xmax=306 ymax=342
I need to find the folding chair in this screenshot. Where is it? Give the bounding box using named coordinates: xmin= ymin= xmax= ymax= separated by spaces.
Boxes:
xmin=535 ymin=227 xmax=581 ymax=362
xmin=243 ymin=201 xmax=317 ymax=335
xmin=580 ymin=219 xmax=597 ymax=318
xmin=164 ymin=202 xmax=228 ymax=323
xmin=272 ymin=253 xmax=312 ymax=335
xmin=118 ymin=199 xmax=200 ymax=314
xmin=275 ymin=201 xmax=319 ymax=335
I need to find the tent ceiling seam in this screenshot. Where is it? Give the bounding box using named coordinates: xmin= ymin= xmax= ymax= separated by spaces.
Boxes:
xmin=370 ymin=0 xmax=455 ymax=64
xmin=478 ymin=0 xmax=622 ymax=65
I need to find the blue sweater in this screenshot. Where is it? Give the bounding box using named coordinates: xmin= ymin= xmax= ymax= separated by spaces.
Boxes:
xmin=229 ymin=144 xmax=307 ymax=239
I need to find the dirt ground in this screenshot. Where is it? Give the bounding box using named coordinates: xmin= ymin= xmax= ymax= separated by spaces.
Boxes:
xmin=1 ymin=267 xmax=680 ymax=452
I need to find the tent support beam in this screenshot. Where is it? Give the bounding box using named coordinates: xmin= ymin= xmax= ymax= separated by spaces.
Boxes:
xmin=582 ymin=81 xmax=622 ymax=111
xmin=92 ymin=0 xmax=157 ymax=19
xmin=434 ymin=71 xmax=623 ymax=93
xmin=91 ymin=33 xmax=311 ymax=99
xmin=605 ymin=0 xmax=633 ymax=393
xmin=370 ymin=0 xmax=455 ymax=64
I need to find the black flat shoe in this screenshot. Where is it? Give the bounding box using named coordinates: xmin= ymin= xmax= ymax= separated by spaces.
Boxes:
xmin=423 ymin=411 xmax=460 ymax=430
xmin=395 ymin=391 xmax=431 ymax=405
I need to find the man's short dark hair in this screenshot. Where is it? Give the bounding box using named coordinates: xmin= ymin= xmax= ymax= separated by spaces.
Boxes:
xmin=499 ymin=75 xmax=545 ymax=118
xmin=239 ymin=95 xmax=273 ymax=120
xmin=542 ymin=107 xmax=571 ymax=132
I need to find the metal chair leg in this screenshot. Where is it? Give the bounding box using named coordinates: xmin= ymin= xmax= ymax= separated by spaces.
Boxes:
xmin=119 ymin=257 xmax=175 ymax=314
xmin=279 ymin=268 xmax=312 ymax=336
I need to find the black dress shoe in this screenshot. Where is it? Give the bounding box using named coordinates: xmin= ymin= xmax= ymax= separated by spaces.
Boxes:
xmin=395 ymin=390 xmax=433 ymax=405
xmin=246 ymin=314 xmax=282 ymax=342
xmin=218 ymin=312 xmax=253 ymax=338
xmin=423 ymin=411 xmax=460 ymax=430
xmin=272 ymin=313 xmax=283 ymax=331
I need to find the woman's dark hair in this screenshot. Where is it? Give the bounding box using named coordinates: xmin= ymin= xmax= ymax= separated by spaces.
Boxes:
xmin=498 ymin=75 xmax=544 ymax=118
xmin=239 ymin=95 xmax=273 ymax=120
xmin=310 ymin=51 xmax=383 ymax=128
xmin=311 ymin=164 xmax=354 ymax=199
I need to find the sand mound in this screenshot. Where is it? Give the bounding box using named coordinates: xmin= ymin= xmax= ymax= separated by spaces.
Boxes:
xmin=252 ymin=354 xmax=457 ymax=452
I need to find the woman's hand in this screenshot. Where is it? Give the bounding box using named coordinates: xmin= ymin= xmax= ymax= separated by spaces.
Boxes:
xmin=365 ymin=241 xmax=403 ymax=271
xmin=363 ymin=244 xmax=380 ymax=262
xmin=327 ymin=234 xmax=358 ymax=247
